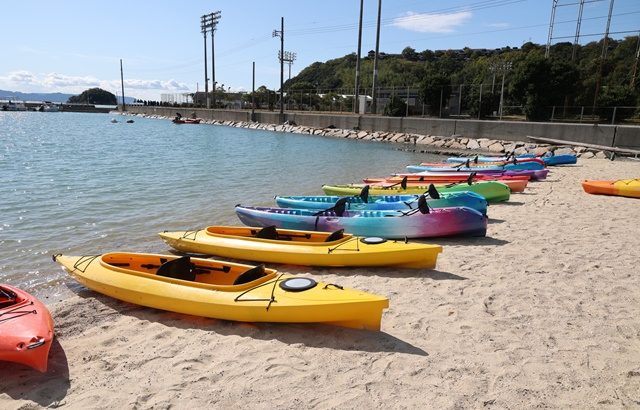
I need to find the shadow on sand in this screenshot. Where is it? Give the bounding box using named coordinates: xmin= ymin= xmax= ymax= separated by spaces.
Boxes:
xmin=0 ymin=338 xmax=70 ymax=406
xmin=72 ymin=289 xmax=428 ymax=357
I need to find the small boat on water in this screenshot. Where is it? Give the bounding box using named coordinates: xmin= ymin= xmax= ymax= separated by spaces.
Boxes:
xmin=159 ymin=226 xmax=443 ymax=269
xmin=582 ymin=179 xmax=640 ymax=198
xmin=172 ymin=118 xmax=202 ymax=124
xmin=54 ymin=253 xmax=388 ymax=330
xmin=235 ymin=197 xmax=487 ymax=239
xmin=0 ymin=284 xmax=54 ymax=372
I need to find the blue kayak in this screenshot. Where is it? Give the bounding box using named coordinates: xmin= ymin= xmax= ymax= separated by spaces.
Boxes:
xmin=446 ymin=153 xmax=575 ymax=166
xmin=540 ymin=154 xmax=577 ymax=165
xmin=275 ymin=191 xmax=488 ymax=215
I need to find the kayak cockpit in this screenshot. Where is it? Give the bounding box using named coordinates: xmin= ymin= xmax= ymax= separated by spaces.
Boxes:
xmin=98 ymin=253 xmax=278 ymax=289
xmin=206 ymin=226 xmax=352 ymax=244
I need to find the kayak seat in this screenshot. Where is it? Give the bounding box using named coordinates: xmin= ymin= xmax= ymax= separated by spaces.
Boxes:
xmin=325 ymin=229 xmax=344 ymax=242
xmin=233 ymin=265 xmax=266 ymax=285
xmin=157 ymin=256 xmax=195 ymax=281
xmin=256 ymin=225 xmax=278 ymax=240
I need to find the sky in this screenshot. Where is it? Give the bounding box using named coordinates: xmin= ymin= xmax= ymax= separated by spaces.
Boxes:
xmin=1 ymin=0 xmax=638 ymax=100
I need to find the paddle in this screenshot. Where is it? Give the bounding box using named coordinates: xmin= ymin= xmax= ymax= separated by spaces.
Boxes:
xmin=397 ymin=194 xmax=430 ymax=216
xmin=426 ymin=183 xmax=440 ymax=199
xmin=383 ymin=176 xmax=408 ymax=189
xmin=313 ymin=196 xmax=349 ymax=217
xmin=466 ymin=172 xmax=477 ymax=185
xmin=358 ymin=185 xmax=370 ymax=203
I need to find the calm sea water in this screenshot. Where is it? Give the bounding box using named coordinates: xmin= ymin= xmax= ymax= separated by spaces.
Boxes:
xmin=0 ymin=111 xmax=441 ymax=299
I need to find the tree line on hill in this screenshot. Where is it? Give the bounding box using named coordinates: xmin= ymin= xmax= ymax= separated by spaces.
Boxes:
xmin=284 ymin=37 xmax=640 ymax=121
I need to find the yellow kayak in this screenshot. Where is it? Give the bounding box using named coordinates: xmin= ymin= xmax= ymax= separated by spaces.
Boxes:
xmin=159 ymin=226 xmax=442 ymax=269
xmin=53 ymin=252 xmax=388 ymax=330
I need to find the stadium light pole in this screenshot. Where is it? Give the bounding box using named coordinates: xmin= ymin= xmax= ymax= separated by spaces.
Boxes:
xmin=210 ymin=11 xmax=221 ymax=109
xmin=200 ymin=14 xmax=210 ymax=108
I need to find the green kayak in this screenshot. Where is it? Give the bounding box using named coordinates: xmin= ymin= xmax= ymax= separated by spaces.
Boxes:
xmin=322 ymin=181 xmax=510 ymax=203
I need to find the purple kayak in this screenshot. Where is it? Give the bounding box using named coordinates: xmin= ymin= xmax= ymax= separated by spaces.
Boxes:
xmin=413 ymin=168 xmax=548 ymax=181
xmin=235 ymin=200 xmax=487 ymax=239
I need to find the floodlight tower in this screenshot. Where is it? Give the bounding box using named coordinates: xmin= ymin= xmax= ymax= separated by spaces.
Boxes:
xmin=210 ymin=11 xmax=221 ymax=108
xmin=200 ymin=14 xmax=210 ymax=108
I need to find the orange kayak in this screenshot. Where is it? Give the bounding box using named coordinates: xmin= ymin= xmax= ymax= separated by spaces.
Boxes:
xmin=363 ymin=178 xmax=528 ymax=193
xmin=582 ymin=179 xmax=640 ymax=198
xmin=0 ymin=284 xmax=54 ymax=372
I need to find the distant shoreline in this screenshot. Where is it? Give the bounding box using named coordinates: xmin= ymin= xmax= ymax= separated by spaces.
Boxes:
xmin=122 ymin=111 xmax=612 ymax=160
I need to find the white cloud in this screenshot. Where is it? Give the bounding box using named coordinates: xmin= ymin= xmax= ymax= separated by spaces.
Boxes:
xmin=4 ymin=70 xmax=37 ymax=84
xmin=392 ymin=11 xmax=472 ymax=33
xmin=0 ymin=70 xmax=191 ymax=99
xmin=42 ymin=73 xmax=101 ymax=87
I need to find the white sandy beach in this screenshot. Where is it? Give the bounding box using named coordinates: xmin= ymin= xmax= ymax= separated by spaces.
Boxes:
xmin=2 ymin=158 xmax=640 ymax=409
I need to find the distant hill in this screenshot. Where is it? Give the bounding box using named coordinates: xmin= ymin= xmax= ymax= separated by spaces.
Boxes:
xmin=0 ymin=89 xmax=136 ymax=104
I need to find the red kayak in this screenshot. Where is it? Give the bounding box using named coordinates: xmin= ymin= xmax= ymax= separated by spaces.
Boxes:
xmin=0 ymin=284 xmax=54 ymax=372
xmin=172 ymin=118 xmax=202 ymax=124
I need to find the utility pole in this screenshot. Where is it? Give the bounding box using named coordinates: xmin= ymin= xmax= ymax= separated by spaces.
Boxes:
xmin=371 ymin=0 xmax=382 ymax=115
xmin=252 ymin=61 xmax=256 ymax=120
xmin=273 ymin=17 xmax=285 ymax=116
xmin=354 ymin=0 xmax=364 ymax=113
xmin=210 ymin=11 xmax=221 ymax=109
xmin=120 ymin=59 xmax=126 ymax=112
xmin=200 ymin=15 xmax=209 ymax=108
xmin=497 ymin=62 xmax=512 ymax=120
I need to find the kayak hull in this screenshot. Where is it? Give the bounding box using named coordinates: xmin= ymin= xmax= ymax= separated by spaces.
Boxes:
xmin=54 ymin=253 xmax=389 ymax=330
xmin=235 ymin=206 xmax=488 ymax=239
xmin=582 ymin=179 xmax=640 ymax=198
xmin=275 ymin=192 xmax=488 ymax=215
xmin=0 ymin=284 xmax=54 ymax=372
xmin=159 ymin=226 xmax=443 ymax=269
xmin=322 ymin=182 xmax=511 ymax=203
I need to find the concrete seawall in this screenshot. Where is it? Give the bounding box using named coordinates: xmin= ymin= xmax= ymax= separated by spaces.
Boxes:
xmin=124 ymin=106 xmax=640 ymax=149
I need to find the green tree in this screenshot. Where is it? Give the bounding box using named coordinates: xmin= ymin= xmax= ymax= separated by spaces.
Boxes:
xmin=420 ymin=68 xmax=451 ymax=116
xmin=383 ymin=95 xmax=407 ymax=117
xmin=68 ymin=88 xmax=117 ymax=105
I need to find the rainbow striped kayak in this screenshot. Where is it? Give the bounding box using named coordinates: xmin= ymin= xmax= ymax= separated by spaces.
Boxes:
xmin=235 ymin=205 xmax=487 ymax=239
xmin=322 ymin=181 xmax=510 ymax=203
